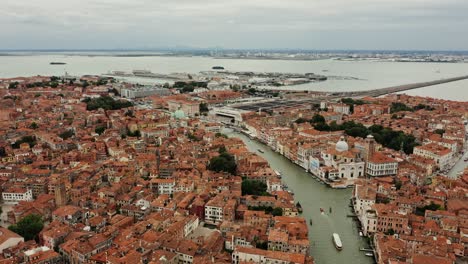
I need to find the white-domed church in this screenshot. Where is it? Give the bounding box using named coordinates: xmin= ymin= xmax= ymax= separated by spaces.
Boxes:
xmin=309 ymin=136 xmax=365 ymax=185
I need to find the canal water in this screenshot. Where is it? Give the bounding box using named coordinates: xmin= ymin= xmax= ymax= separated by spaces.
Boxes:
xmin=226 ymin=130 xmax=373 ymax=264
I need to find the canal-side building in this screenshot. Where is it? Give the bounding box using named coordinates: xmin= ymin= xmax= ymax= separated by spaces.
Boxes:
xmin=353 ymin=184 xmax=376 ymax=216
xmin=310 ymin=137 xmax=365 ymax=185
xmin=413 ymin=143 xmax=453 ymax=170
xmin=353 ymin=184 xmax=378 ymax=236
xmin=232 ymin=246 xmax=308 ymax=264
xmin=374 ymin=204 xmax=411 ymax=235
xmin=366 ymin=152 xmax=398 ymax=177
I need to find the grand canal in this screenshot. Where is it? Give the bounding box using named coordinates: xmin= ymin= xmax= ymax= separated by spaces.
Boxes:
xmin=226 ymin=130 xmax=374 ymax=264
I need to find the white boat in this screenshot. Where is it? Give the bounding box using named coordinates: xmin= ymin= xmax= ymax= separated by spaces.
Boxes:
xmin=332 ymin=233 xmax=343 ymax=250
xmin=359 ymin=231 xmax=363 ymax=237
xmin=365 ymin=253 xmax=373 ymax=257
xmin=274 ymin=170 xmax=281 ymax=177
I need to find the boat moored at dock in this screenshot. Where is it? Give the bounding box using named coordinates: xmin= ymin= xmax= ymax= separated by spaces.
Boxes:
xmin=274 ymin=170 xmax=281 ymax=178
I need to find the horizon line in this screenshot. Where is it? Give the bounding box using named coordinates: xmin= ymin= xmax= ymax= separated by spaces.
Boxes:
xmin=1 ymin=48 xmax=468 ymax=53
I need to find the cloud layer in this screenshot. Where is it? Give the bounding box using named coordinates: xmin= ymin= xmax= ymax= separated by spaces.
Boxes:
xmin=1 ymin=0 xmax=467 ymax=50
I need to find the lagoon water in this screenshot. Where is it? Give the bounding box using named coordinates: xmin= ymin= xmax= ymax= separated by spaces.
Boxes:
xmin=0 ymin=53 xmax=468 ymax=101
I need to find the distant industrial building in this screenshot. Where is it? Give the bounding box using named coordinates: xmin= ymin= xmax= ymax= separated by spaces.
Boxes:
xmin=121 ymin=86 xmax=171 ymax=99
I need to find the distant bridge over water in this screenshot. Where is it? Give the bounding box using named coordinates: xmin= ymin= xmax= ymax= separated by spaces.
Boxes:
xmin=230 ymin=75 xmax=468 ymax=112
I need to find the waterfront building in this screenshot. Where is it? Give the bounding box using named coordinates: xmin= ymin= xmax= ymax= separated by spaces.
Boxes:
xmin=311 ymin=137 xmax=365 ymax=184
xmin=374 ymin=204 xmax=410 ymax=235
xmin=232 ymin=246 xmax=307 ymax=264
xmin=366 ymin=152 xmax=398 ymax=177
xmin=413 ymin=143 xmax=453 ymax=170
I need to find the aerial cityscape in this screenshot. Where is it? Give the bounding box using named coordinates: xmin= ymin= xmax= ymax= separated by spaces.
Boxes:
xmin=0 ymin=0 xmax=468 ymax=264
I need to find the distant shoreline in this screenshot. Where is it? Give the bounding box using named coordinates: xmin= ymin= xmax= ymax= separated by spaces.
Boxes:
xmin=0 ymin=51 xmax=468 ymax=64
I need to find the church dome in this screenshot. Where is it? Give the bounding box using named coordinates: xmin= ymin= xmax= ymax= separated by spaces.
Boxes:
xmin=335 ymin=136 xmax=349 ymax=152
xmin=173 ymin=109 xmax=185 ymax=119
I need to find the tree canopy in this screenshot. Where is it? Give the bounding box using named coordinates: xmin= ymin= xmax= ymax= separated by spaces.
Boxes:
xmin=59 ymin=130 xmax=75 ymax=140
xmin=389 ymin=102 xmax=434 ymax=113
xmin=208 ymin=152 xmax=237 ymax=175
xmin=84 ymin=96 xmax=133 ymax=111
xmin=199 ymin=102 xmax=209 ymax=112
xmin=8 ymin=214 xmax=44 ymax=241
xmin=95 ymin=126 xmax=107 ymax=135
xmin=242 ymin=180 xmax=268 ymax=196
xmin=415 ymin=202 xmax=442 ymax=216
xmin=308 ymin=119 xmax=419 ymax=154
xmin=12 ymin=136 xmax=36 ymax=149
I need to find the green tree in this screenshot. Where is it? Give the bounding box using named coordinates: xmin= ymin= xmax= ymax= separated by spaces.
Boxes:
xmin=208 ymin=152 xmax=237 ymax=174
xmin=29 ymin=122 xmax=38 ymax=129
xmin=385 ymin=228 xmax=395 ymax=236
xmin=96 ymin=78 xmax=108 ymax=85
xmin=0 ymin=147 xmax=6 ymax=157
xmin=199 ymin=102 xmax=209 ymax=112
xmin=218 ymin=145 xmax=227 ymax=153
xmin=415 ymin=202 xmax=441 ymax=216
xmin=8 ymin=82 xmax=19 ymax=89
xmin=12 ymin=136 xmax=36 ymax=149
xmin=390 ymin=102 xmax=414 ymax=113
xmin=395 ymin=180 xmax=402 ymax=190
xmin=84 ymin=96 xmax=133 ymax=111
xmin=294 ymin=118 xmax=308 ymax=124
xmin=187 ymin=133 xmax=200 ymax=141
xmin=247 ymin=88 xmax=257 ymax=95
xmin=311 ymin=120 xmax=418 ymax=154
xmin=49 ymin=81 xmax=59 ymax=88
xmin=241 ymin=180 xmax=268 ymax=196
xmin=82 ymin=80 xmax=89 ymax=88
xmin=215 ymin=133 xmax=228 ymax=139
xmin=255 ymin=240 xmax=268 ymax=250
xmin=8 ymin=214 xmax=44 ymax=241
xmin=434 ymin=129 xmax=445 ymax=136
xmin=272 ymin=207 xmax=283 ymax=216
xmin=95 ymin=126 xmax=106 ymax=135
xmin=413 ymin=104 xmax=434 ymax=111
xmin=311 ymin=114 xmax=325 ymax=124
xmin=59 ymin=130 xmax=74 ymax=140
xmin=127 ymin=130 xmax=141 ymax=138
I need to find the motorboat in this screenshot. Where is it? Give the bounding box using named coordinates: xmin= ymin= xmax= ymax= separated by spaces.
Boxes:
xmin=332 ymin=233 xmax=343 ymax=250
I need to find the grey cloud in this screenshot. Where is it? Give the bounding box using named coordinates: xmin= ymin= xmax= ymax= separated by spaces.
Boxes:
xmin=0 ymin=0 xmax=467 ymax=50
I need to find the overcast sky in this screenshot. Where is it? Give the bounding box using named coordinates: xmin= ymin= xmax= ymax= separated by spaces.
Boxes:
xmin=1 ymin=0 xmax=467 ymax=50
